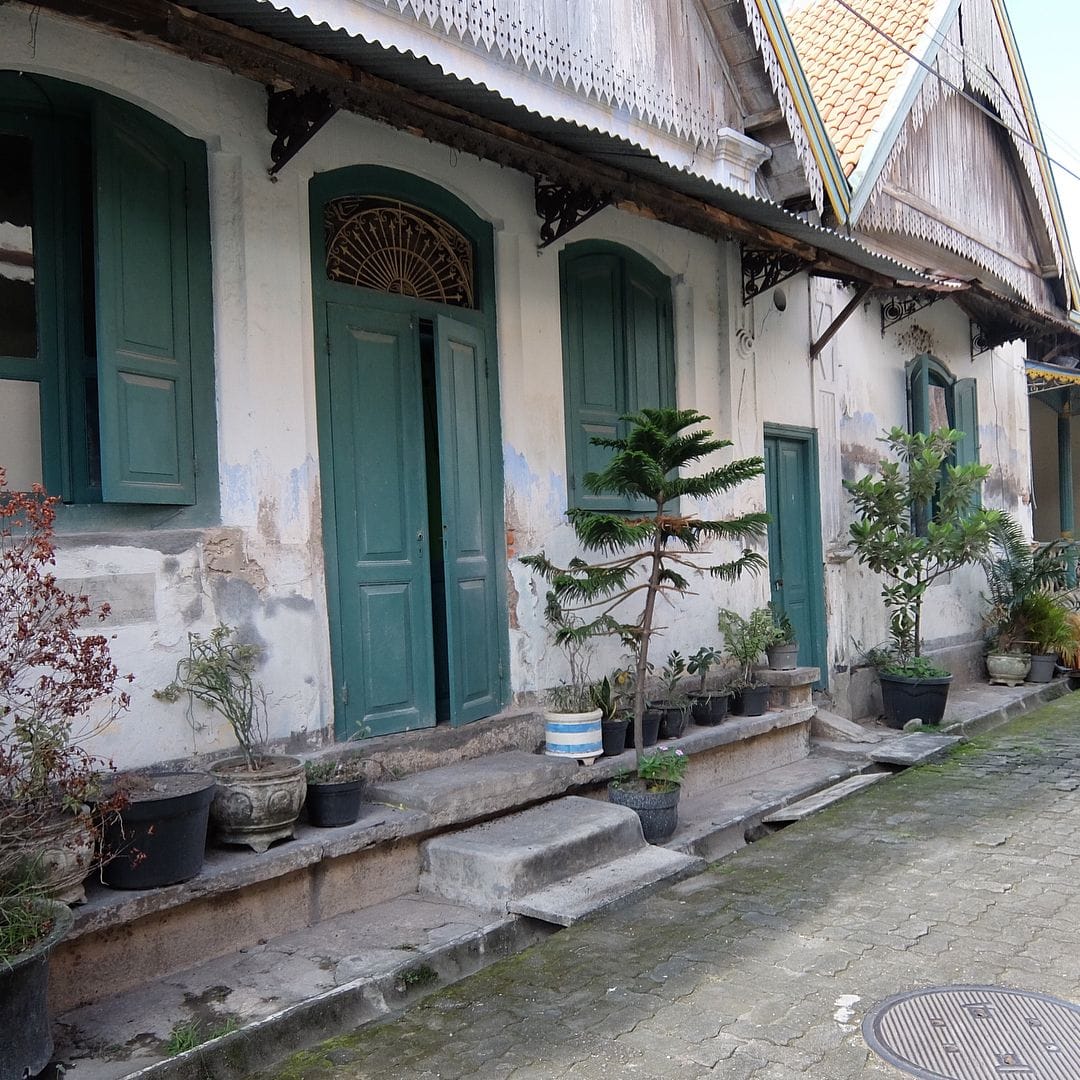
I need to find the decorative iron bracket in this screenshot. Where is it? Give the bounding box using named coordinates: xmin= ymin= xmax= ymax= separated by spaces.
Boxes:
xmin=970 ymin=320 xmax=991 ymax=358
xmin=741 ymin=245 xmax=806 ymax=305
xmin=267 ymin=87 xmax=338 ymax=178
xmin=535 ymin=179 xmax=610 ymax=247
xmin=880 ymin=293 xmax=939 ymax=333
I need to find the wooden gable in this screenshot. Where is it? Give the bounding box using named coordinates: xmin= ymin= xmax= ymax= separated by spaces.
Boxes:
xmin=859 ymin=89 xmax=1060 ymax=312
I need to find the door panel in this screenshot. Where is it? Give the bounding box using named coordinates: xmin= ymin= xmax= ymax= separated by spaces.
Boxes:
xmin=765 ymin=432 xmax=826 ymax=686
xmin=328 ymin=303 xmax=435 ymax=735
xmin=435 ymin=315 xmax=501 ymax=725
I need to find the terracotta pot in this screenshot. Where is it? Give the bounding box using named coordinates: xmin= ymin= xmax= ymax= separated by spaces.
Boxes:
xmin=986 ymin=652 xmax=1030 ymax=687
xmin=209 ymin=755 xmax=306 ymax=853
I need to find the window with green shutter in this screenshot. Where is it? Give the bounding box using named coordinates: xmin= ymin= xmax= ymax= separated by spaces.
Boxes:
xmin=0 ymin=73 xmax=213 ymax=511
xmin=907 ymin=353 xmax=981 ymax=519
xmin=559 ymin=242 xmax=675 ymax=510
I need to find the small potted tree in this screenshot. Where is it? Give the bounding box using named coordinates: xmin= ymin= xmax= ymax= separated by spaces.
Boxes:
xmin=687 ymin=645 xmax=728 ymax=725
xmin=717 ymin=608 xmax=778 ymax=716
xmin=765 ymin=603 xmax=799 ymax=670
xmin=846 ymin=427 xmax=1000 ymax=727
xmin=522 ymin=408 xmax=767 ymax=837
xmin=156 ymin=626 xmax=305 ymax=852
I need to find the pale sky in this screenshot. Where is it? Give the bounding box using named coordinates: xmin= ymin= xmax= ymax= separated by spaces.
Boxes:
xmin=1006 ymin=0 xmax=1080 ymax=268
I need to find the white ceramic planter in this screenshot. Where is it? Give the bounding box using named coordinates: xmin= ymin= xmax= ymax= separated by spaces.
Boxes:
xmin=986 ymin=652 xmax=1030 ymax=687
xmin=543 ymin=708 xmax=603 ymax=765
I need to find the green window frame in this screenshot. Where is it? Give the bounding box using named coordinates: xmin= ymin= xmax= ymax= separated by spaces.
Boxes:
xmin=0 ymin=73 xmax=216 ymax=523
xmin=559 ymin=241 xmax=675 ymax=511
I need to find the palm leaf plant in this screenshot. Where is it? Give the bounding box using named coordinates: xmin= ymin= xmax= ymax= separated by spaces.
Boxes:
xmin=521 ymin=408 xmax=768 ymax=764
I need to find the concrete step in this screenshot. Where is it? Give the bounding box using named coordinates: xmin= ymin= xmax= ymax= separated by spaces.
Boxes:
xmin=869 ymin=732 xmax=962 ymax=767
xmin=418 ymin=795 xmax=648 ymax=910
xmin=763 ymin=772 xmax=887 ymax=823
xmin=510 ymin=846 xmax=704 ymax=926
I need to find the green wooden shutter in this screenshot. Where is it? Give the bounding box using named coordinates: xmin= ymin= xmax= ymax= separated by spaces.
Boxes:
xmin=94 ymin=102 xmax=198 ymax=504
xmin=561 ymin=251 xmax=626 ymax=511
xmin=625 ymin=260 xmax=674 ymax=414
xmin=953 ymin=378 xmax=980 ymax=466
xmin=908 ymin=354 xmax=931 ymax=436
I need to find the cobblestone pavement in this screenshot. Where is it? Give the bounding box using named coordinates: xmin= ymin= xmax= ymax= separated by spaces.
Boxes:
xmin=259 ymin=696 xmax=1080 ymax=1079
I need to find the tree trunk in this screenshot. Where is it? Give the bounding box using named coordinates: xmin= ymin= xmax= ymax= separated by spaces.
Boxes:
xmin=633 ymin=507 xmax=667 ymax=766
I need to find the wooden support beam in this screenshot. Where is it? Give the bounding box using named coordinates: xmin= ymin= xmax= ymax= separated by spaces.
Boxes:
xmin=18 ymin=0 xmax=848 ymax=267
xmin=810 ymin=283 xmax=872 ymax=359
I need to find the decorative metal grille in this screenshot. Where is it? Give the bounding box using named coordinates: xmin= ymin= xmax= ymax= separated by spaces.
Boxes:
xmin=325 ymin=197 xmax=475 ymax=309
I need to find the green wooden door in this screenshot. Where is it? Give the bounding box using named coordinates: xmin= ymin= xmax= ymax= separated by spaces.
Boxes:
xmin=327 ymin=303 xmax=436 ymax=736
xmin=764 ymin=431 xmax=826 ymax=686
xmin=435 ymin=315 xmax=501 ymax=725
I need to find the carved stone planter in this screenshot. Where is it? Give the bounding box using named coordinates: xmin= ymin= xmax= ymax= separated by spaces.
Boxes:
xmin=208 ymin=755 xmax=306 ymax=853
xmin=5 ymin=812 xmax=97 ymax=905
xmin=986 ymin=652 xmax=1030 ymax=687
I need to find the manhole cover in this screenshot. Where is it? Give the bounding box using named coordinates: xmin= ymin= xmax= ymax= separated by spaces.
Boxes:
xmin=862 ymin=986 xmax=1080 ymax=1078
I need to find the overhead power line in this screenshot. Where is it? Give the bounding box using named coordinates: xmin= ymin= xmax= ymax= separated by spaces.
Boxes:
xmin=827 ymin=0 xmax=1080 ymax=185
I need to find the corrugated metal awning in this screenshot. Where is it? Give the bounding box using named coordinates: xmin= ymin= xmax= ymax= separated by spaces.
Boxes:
xmin=1026 ymin=362 xmax=1080 ymax=390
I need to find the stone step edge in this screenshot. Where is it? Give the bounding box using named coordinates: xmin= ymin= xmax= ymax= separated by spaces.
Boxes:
xmin=762 ymin=772 xmax=888 ymax=823
xmin=508 ymin=847 xmax=705 ymax=926
xmin=940 ymin=679 xmax=1071 ymax=738
xmin=105 ymin=914 xmax=552 ymax=1080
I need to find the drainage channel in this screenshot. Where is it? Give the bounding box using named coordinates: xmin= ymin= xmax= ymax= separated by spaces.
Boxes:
xmin=862 ymin=985 xmax=1080 ymax=1079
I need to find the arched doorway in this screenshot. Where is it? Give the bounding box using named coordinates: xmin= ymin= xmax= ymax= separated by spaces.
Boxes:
xmin=310 ymin=168 xmax=507 ymax=738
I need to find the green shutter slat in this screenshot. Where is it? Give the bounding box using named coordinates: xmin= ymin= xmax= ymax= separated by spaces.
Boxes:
xmin=908 ymin=353 xmax=931 ymax=436
xmin=435 ymin=315 xmax=501 ymax=725
xmin=95 ymin=102 xmax=197 ymax=504
xmin=953 ymin=378 xmax=980 ymax=466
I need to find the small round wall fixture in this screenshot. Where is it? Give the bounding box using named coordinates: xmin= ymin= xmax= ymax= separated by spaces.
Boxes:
xmin=772 ymin=287 xmax=787 ymax=312
xmin=862 ymin=985 xmax=1080 ymax=1078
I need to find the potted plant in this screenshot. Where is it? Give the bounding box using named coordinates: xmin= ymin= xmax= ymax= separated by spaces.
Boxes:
xmin=304 ymin=757 xmax=365 ymax=828
xmin=687 ymin=645 xmax=729 ymax=725
xmin=846 ymin=427 xmax=1000 ymax=727
xmin=608 ymin=744 xmax=688 ymax=843
xmin=156 ymin=626 xmax=306 ymax=852
xmin=521 ymin=407 xmax=767 ymax=773
xmin=592 ymin=676 xmax=629 ymax=758
xmin=0 ymin=859 xmax=74 ymax=1080
xmin=0 ymin=472 xmax=130 ymax=905
xmin=980 ymin=516 xmax=1068 ymax=686
xmin=647 ymin=651 xmax=691 ymax=739
xmin=765 ymin=603 xmax=799 ymax=670
xmin=717 ymin=608 xmax=778 ymax=716
xmin=1023 ymin=592 xmax=1074 ymax=682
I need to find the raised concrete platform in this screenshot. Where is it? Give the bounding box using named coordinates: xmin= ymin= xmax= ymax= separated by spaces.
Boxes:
xmin=869 ymin=732 xmax=962 ymax=767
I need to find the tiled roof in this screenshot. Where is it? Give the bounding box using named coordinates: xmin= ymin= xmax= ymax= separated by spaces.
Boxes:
xmin=785 ymin=0 xmax=935 ymax=177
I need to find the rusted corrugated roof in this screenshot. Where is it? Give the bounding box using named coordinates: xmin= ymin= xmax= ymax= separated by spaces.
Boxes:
xmin=785 ymin=0 xmax=934 ymax=178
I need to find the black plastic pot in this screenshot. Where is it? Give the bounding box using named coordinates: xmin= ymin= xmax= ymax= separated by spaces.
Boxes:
xmin=690 ymin=692 xmax=729 ymax=726
xmin=650 ymin=702 xmax=690 ymax=739
xmin=0 ymin=901 xmax=73 ymax=1080
xmin=101 ymin=772 xmax=215 ymax=889
xmin=879 ymin=672 xmax=952 ymax=728
xmin=608 ymin=780 xmax=680 ymax=843
xmin=766 ymin=642 xmax=799 ymax=670
xmin=730 ymin=685 xmax=770 ymax=717
xmin=1027 ymin=653 xmax=1058 ymax=683
xmin=601 ymin=718 xmax=630 ymax=757
xmin=625 ymin=709 xmax=662 ymax=749
xmin=306 ymin=778 xmax=364 ymax=827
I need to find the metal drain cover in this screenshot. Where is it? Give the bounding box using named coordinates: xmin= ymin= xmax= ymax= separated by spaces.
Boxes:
xmin=862 ymin=986 xmax=1080 ymax=1078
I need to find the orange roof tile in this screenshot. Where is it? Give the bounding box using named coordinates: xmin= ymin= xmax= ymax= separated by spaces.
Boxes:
xmin=786 ymin=0 xmax=936 ymax=177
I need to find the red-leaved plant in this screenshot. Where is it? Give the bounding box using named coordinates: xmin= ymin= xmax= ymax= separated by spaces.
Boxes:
xmin=0 ymin=468 xmax=131 ymax=917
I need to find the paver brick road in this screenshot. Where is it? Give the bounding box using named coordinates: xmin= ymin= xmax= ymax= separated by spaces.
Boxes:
xmin=260 ymin=695 xmax=1080 ymax=1078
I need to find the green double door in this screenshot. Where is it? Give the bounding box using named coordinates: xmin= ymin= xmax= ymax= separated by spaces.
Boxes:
xmin=764 ymin=429 xmax=826 ymax=685
xmin=325 ymin=302 xmax=501 ymax=736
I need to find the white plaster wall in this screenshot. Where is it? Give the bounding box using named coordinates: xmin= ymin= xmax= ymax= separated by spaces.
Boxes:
xmin=0 ymin=8 xmax=1041 ymax=762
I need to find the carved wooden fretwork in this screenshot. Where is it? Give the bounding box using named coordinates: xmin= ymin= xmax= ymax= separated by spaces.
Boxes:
xmin=741 ymin=246 xmax=806 ymax=305
xmin=535 ymin=179 xmax=611 ymax=247
xmin=324 ymin=197 xmax=475 ymax=309
xmin=267 ymin=88 xmax=337 ymax=177
xmin=880 ymin=293 xmax=940 ymax=334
